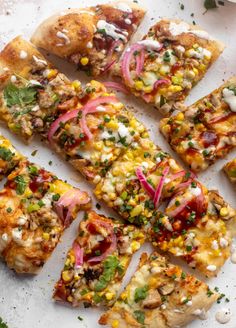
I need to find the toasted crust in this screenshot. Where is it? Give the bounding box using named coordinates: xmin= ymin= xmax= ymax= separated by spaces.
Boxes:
xmin=99 ymin=252 xmax=218 ymax=328
xmin=31 ymin=2 xmax=146 ymax=76
xmin=224 ymin=158 xmax=236 ymax=184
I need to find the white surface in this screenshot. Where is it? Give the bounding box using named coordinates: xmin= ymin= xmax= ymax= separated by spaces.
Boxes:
xmin=0 ymin=0 xmax=236 ymax=327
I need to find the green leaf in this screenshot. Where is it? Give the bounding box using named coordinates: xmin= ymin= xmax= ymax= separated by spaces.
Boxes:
xmin=0 ymin=147 xmax=14 ymax=161
xmin=133 ymin=310 xmax=145 ymax=324
xmin=0 ymin=317 xmax=9 ymax=328
xmin=134 ymin=285 xmax=149 ymax=303
xmin=204 ymin=0 xmax=218 ymax=9
xmin=14 ymin=175 xmax=27 ymax=195
xmin=94 ymin=256 xmax=121 ymax=292
xmin=4 ymin=83 xmax=37 ymax=108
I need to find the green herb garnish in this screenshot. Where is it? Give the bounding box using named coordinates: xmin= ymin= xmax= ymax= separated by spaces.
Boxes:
xmin=0 ymin=147 xmax=14 ymax=161
xmin=4 ymin=83 xmax=38 ymax=108
xmin=14 ymin=175 xmax=27 ymax=195
xmin=134 ymin=285 xmax=148 ymax=303
xmin=133 ymin=310 xmax=145 ymax=324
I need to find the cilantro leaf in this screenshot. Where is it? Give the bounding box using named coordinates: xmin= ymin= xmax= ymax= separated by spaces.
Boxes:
xmin=4 ymin=83 xmax=37 ymax=108
xmin=0 ymin=317 xmax=9 ymax=328
xmin=133 ymin=310 xmax=145 ymax=324
xmin=94 ymin=256 xmax=122 ymax=292
xmin=0 ymin=147 xmax=14 ymax=161
xmin=204 ymin=0 xmax=218 ymax=9
xmin=134 ymin=285 xmax=149 ymax=303
xmin=14 ymin=175 xmax=27 ymax=195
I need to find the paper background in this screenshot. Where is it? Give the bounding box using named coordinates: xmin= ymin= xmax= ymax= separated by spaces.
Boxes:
xmin=0 ymin=0 xmax=236 ymax=327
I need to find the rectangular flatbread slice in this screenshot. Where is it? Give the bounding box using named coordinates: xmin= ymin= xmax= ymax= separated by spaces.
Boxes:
xmin=0 ymin=160 xmax=91 ymax=273
xmin=149 ymin=182 xmax=236 ymax=277
xmin=160 ymin=77 xmax=236 ymax=172
xmin=99 ymin=252 xmax=218 ymax=328
xmin=224 ymin=158 xmax=236 ymax=184
xmin=31 ymin=2 xmax=146 ymax=77
xmin=113 ymin=18 xmax=224 ymax=115
xmin=47 ymin=80 xmax=149 ymax=182
xmin=53 ymin=210 xmax=145 ymax=307
xmin=0 ymin=133 xmax=24 ymax=180
xmin=0 ymin=36 xmax=81 ymax=142
xmin=95 ymin=139 xmax=190 ymax=225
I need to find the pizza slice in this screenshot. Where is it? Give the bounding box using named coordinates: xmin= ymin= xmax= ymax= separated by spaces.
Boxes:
xmin=149 ymin=181 xmax=236 ymax=277
xmin=160 ymin=77 xmax=236 ymax=172
xmin=99 ymin=252 xmax=218 ymax=328
xmin=53 ymin=210 xmax=145 ymax=307
xmin=0 ymin=159 xmax=91 ymax=273
xmin=224 ymin=158 xmax=236 ymax=184
xmin=0 ymin=36 xmax=81 ymax=142
xmin=113 ymin=18 xmax=224 ymax=115
xmin=47 ymin=80 xmax=149 ymax=182
xmin=94 ymin=139 xmax=195 ymax=225
xmin=31 ymin=2 xmax=146 ymax=77
xmin=0 ymin=134 xmax=24 ymax=180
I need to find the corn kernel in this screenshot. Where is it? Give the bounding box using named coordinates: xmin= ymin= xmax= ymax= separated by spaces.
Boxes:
xmin=149 ymin=277 xmax=157 ymax=288
xmin=175 ymin=112 xmax=184 ymax=121
xmin=112 ymin=320 xmax=119 ymax=328
xmin=193 ymin=68 xmax=199 ymax=76
xmin=220 ymin=207 xmax=229 ymax=217
xmin=134 ymin=80 xmax=144 ymax=91
xmin=168 ymin=85 xmax=183 ymax=93
xmin=106 ymin=121 xmax=118 ymax=130
xmin=62 ymin=270 xmax=72 ymax=282
xmin=67 ymin=295 xmax=73 ymax=302
xmin=105 ymin=292 xmax=115 ymax=301
xmin=72 ymin=80 xmax=81 ymax=90
xmin=42 ymin=232 xmax=50 ymax=241
xmin=113 ymin=102 xmax=123 ymax=110
xmin=120 ymin=292 xmax=127 ymax=301
xmin=131 ymin=240 xmax=140 ymax=252
xmin=130 ymin=119 xmax=137 ymax=129
xmin=47 ymin=69 xmax=58 ymax=79
xmin=80 ymin=57 xmax=89 ymax=66
xmin=143 ymin=86 xmax=153 ymax=93
xmin=94 ymin=141 xmax=103 ymax=151
xmin=130 ymin=204 xmax=143 ymax=218
xmin=74 ymin=275 xmax=80 ymax=281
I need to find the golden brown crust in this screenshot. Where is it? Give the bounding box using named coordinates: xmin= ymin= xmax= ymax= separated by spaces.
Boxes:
xmin=31 ymin=2 xmax=146 ymax=76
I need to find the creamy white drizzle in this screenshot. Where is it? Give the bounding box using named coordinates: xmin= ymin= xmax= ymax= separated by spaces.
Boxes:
xmin=33 ymin=55 xmax=47 ymax=66
xmin=78 ymin=10 xmax=95 ymax=15
xmin=206 ymin=264 xmax=217 ymax=272
xmin=230 ymin=247 xmax=236 ymax=263
xmin=215 ymin=308 xmax=231 ymax=324
xmin=86 ymin=41 xmax=93 ymax=48
xmin=193 ymin=309 xmax=208 ymax=320
xmin=97 ymin=20 xmax=127 ymax=41
xmin=169 ymin=21 xmax=213 ymax=40
xmin=114 ymin=3 xmax=132 ymax=13
xmin=19 ymin=50 xmax=28 ymax=59
xmin=125 ymin=18 xmax=132 ymax=25
xmin=223 ymin=88 xmax=236 ymax=112
xmin=137 ymin=39 xmax=162 ymax=51
xmin=10 ymin=75 xmax=16 ymax=83
xmin=56 ymin=30 xmax=70 ymax=45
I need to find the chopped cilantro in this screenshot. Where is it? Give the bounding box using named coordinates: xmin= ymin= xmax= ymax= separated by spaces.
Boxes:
xmin=4 ymin=83 xmax=38 ymax=108
xmin=14 ymin=175 xmax=27 ymax=195
xmin=52 ymin=193 xmax=60 ymax=201
xmin=0 ymin=317 xmax=8 ymax=328
xmin=0 ymin=147 xmax=14 ymax=161
xmin=204 ymin=0 xmax=218 ymax=10
xmin=134 ymin=285 xmax=148 ymax=303
xmin=133 ymin=310 xmax=145 ymax=324
xmin=6 ymin=207 xmax=12 ymax=213
xmin=31 ymin=150 xmax=38 ymax=157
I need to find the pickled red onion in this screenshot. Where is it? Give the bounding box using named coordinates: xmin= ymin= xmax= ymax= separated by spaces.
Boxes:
xmin=55 ymin=188 xmax=90 ymax=227
xmin=121 ymin=44 xmax=144 ymax=86
xmin=153 ymin=79 xmax=170 ymax=90
xmin=136 ymin=167 xmax=155 ymax=198
xmin=153 ymin=166 xmax=170 ymax=208
xmin=136 ymin=48 xmax=145 ymax=76
xmin=73 ymin=242 xmax=84 ymax=268
xmin=48 ymin=96 xmax=118 ymax=143
xmin=103 ymin=82 xmax=129 ymax=94
xmin=87 ymin=219 xmax=117 ymax=263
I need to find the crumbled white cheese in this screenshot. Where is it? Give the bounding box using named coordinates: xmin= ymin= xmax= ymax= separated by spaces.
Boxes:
xmin=86 ymin=41 xmax=93 ymax=48
xmin=189 ymin=185 xmax=201 ymax=197
xmin=211 ymin=240 xmax=219 ymax=250
xmin=125 ymin=18 xmax=132 ymax=25
xmin=10 ymin=75 xmax=16 ymax=83
xmin=12 ymin=228 xmax=23 ymax=242
xmin=223 ymin=88 xmax=236 ymax=112
xmin=17 ymin=216 xmax=27 ymax=226
xmin=1 ymin=233 xmax=8 ymax=242
xmin=219 ymin=237 xmax=228 ymax=248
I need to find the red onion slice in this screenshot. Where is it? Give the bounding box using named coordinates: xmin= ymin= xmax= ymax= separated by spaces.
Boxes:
xmin=136 ymin=167 xmax=155 ymax=198
xmin=103 ymin=82 xmax=129 ymax=94
xmin=153 ymin=166 xmax=170 ymax=208
xmin=73 ymin=242 xmax=84 ymax=268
